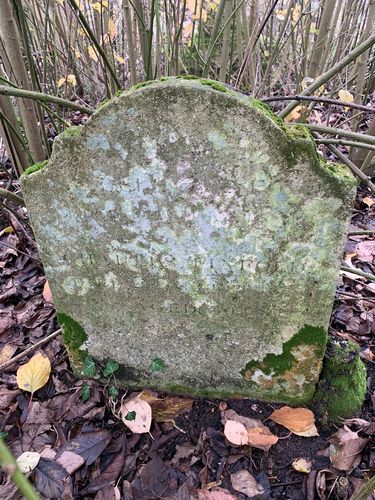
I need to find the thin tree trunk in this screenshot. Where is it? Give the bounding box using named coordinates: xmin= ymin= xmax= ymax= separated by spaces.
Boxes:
xmin=0 ymin=0 xmax=45 ymax=165
xmin=308 ymin=0 xmax=336 ymax=78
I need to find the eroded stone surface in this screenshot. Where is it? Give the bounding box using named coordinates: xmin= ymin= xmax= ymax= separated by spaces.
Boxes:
xmin=21 ymin=78 xmax=356 ymax=403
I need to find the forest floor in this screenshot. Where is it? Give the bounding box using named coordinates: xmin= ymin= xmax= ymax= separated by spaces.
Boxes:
xmin=0 ymin=136 xmax=374 ymax=498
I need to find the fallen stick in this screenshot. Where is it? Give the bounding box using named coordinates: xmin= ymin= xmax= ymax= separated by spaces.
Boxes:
xmin=0 ymin=328 xmax=62 ymax=372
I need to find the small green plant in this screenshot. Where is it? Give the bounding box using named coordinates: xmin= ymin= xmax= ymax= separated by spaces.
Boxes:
xmin=81 ymin=383 xmax=90 ymax=401
xmin=148 ymin=357 xmax=166 ymax=372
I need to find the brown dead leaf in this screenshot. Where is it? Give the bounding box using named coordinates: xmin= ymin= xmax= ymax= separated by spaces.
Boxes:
xmin=362 ymin=196 xmax=374 ymax=207
xmin=230 ymin=470 xmax=264 ymax=497
xmin=57 ymin=451 xmax=84 ymax=474
xmin=269 ymin=406 xmax=315 ymax=433
xmin=247 ymin=426 xmax=279 ymax=450
xmin=0 ymin=344 xmax=17 ymax=365
xmin=197 ymin=488 xmax=236 ymax=499
xmin=293 ymin=424 xmax=319 ymax=437
xmin=355 ymin=240 xmax=375 ymax=263
xmin=329 ymin=426 xmax=368 ymax=471
xmin=222 ymin=409 xmax=278 ymax=450
xmin=42 ymin=281 xmax=53 ymax=303
xmin=139 ymin=390 xmax=193 ymax=421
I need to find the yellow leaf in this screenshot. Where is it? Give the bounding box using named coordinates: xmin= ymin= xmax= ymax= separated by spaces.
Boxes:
xmin=338 ymin=89 xmax=354 ymax=104
xmin=363 ymin=196 xmax=374 ymax=207
xmin=292 ymin=5 xmax=301 ymax=23
xmin=16 ymin=353 xmax=51 ymax=394
xmin=269 ymin=406 xmax=315 ymax=434
xmin=0 ymin=225 xmax=14 ymax=236
xmin=88 ymin=46 xmax=99 ymax=62
xmin=73 ymin=49 xmax=81 ymax=59
xmin=114 ymin=52 xmax=125 ymax=64
xmin=310 ymin=22 xmax=318 ymax=34
xmin=67 ymin=74 xmax=77 ymax=86
xmin=92 ymin=1 xmax=108 ymax=12
xmin=275 ymin=9 xmax=287 ymax=21
xmin=16 ymin=452 xmax=40 ymax=473
xmin=57 ymin=77 xmax=66 ymax=88
xmin=284 ymin=105 xmax=306 ymax=123
xmin=292 ymin=458 xmax=312 ymax=473
xmin=55 ymin=0 xmax=64 ymax=4
xmin=108 ymin=18 xmax=116 ymax=41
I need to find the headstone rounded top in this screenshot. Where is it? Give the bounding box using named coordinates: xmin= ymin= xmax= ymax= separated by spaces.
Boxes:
xmin=21 ymin=77 xmax=356 ymax=403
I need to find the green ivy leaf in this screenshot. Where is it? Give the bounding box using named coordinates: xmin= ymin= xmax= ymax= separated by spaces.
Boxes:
xmin=81 ymin=384 xmax=90 ymax=402
xmin=103 ymin=360 xmax=119 ymax=377
xmin=125 ymin=410 xmax=136 ymax=421
xmin=83 ymin=356 xmax=96 ymax=377
xmin=148 ymin=357 xmax=166 ymax=372
xmin=0 ymin=431 xmax=8 ymax=440
xmin=108 ymin=385 xmax=119 ymax=397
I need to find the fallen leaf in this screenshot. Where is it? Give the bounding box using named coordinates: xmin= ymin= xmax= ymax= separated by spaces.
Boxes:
xmin=88 ymin=45 xmax=99 ymax=62
xmin=42 ymin=281 xmax=53 ymax=302
xmin=329 ymin=426 xmax=368 ymax=471
xmin=108 ymin=18 xmax=116 ymax=41
xmin=33 ymin=458 xmax=67 ymax=498
xmin=114 ymin=52 xmax=125 ymax=64
xmin=355 ymin=240 xmax=375 ymax=263
xmin=338 ymin=89 xmax=354 ymax=104
xmin=224 ymin=420 xmax=248 ymax=446
xmin=121 ymin=396 xmax=152 ymax=433
xmin=222 ymin=409 xmax=278 ymax=450
xmin=57 ymin=451 xmax=84 ymax=474
xmin=292 ymin=458 xmax=312 ymax=473
xmin=139 ymin=390 xmax=193 ymax=421
xmin=16 ymin=353 xmax=51 ymax=394
xmin=293 ymin=424 xmax=319 ymax=437
xmin=197 ymin=488 xmax=236 ymax=499
xmin=65 ymin=430 xmax=111 ymax=465
xmin=269 ymin=406 xmax=315 ymax=433
xmin=230 ymin=470 xmax=264 ymax=497
xmin=16 ymin=451 xmax=40 ymax=473
xmin=0 ymin=344 xmax=17 ymax=365
xmin=247 ymin=426 xmax=279 ymax=449
xmin=362 ymin=196 xmax=374 ymax=207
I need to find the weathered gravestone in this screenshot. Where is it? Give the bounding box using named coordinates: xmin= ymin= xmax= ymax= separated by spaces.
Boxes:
xmin=21 ymin=77 xmax=356 ymax=404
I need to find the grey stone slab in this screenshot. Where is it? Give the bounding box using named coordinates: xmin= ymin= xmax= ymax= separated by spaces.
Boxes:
xmin=21 ymin=77 xmax=356 ymax=403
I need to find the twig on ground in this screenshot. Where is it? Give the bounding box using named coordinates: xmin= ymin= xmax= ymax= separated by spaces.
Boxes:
xmin=348 ymin=230 xmax=375 ymax=235
xmin=340 ymin=266 xmax=375 ymax=281
xmin=0 ymin=328 xmax=62 ymax=372
xmin=0 ymin=188 xmax=25 ymax=206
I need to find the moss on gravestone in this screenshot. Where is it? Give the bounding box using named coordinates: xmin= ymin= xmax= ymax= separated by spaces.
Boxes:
xmin=23 ymin=160 xmax=48 ymax=176
xmin=313 ymin=340 xmax=366 ymax=422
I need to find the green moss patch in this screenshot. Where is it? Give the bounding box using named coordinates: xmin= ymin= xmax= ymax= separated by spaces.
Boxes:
xmin=250 ymin=99 xmax=287 ymax=132
xmin=242 ymin=325 xmax=327 ymax=379
xmin=23 ymin=160 xmax=48 ymax=176
xmin=57 ymin=312 xmax=88 ymax=366
xmin=313 ymin=340 xmax=366 ymax=423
